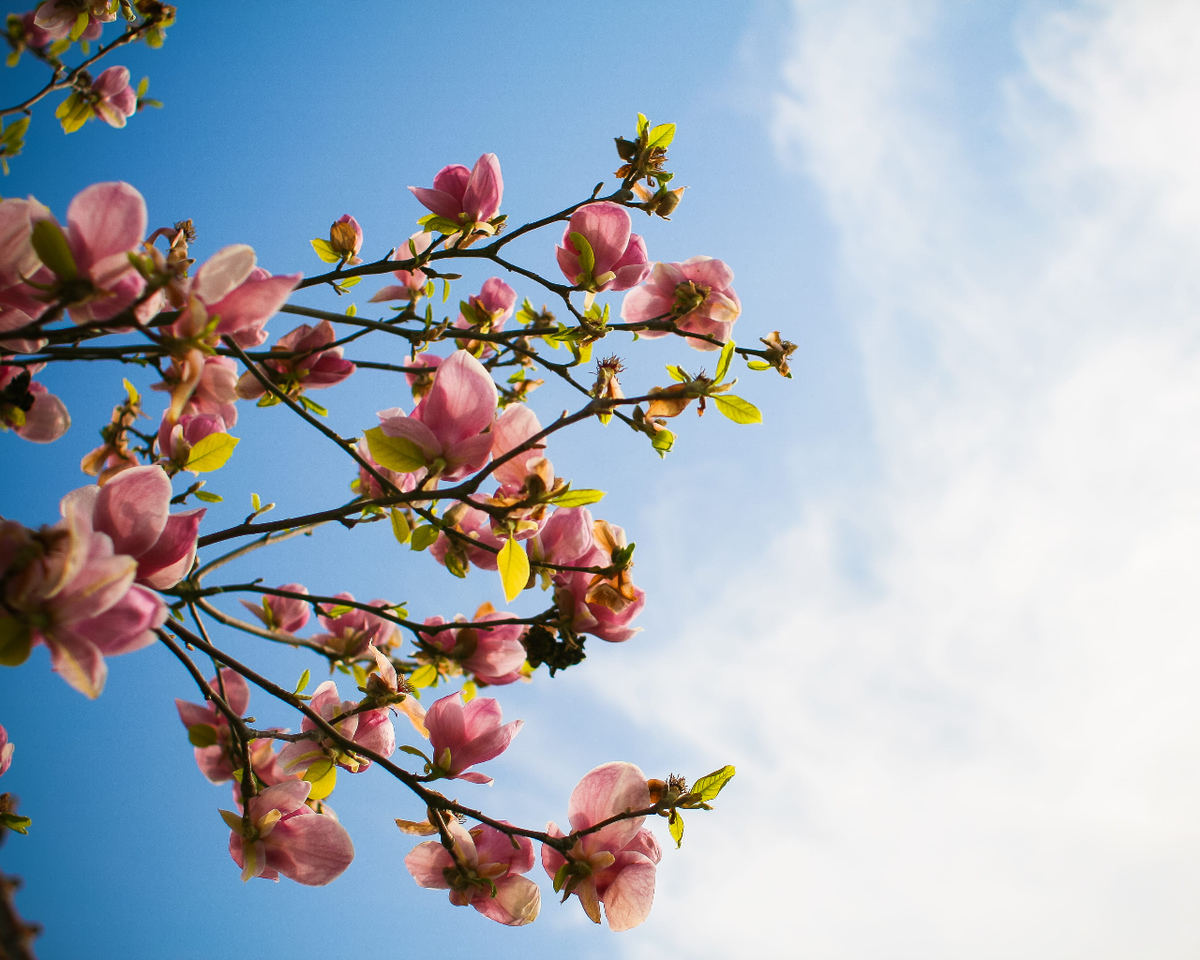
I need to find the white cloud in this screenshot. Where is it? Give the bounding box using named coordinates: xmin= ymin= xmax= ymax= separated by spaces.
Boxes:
xmin=591 ymin=2 xmax=1200 ymax=956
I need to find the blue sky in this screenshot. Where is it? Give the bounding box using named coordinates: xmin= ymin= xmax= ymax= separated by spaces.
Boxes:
xmin=4 ymin=1 xmax=1200 ymax=958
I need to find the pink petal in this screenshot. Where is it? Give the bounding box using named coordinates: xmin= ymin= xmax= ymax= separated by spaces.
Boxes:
xmin=94 ymin=465 xmax=171 ymax=557
xmin=271 ymin=814 xmax=355 ymax=885
xmin=601 ymin=859 xmax=657 ymax=931
xmin=570 ymin=203 xmax=631 ymax=274
xmin=463 ymin=154 xmax=503 ymax=222
xmin=193 ymin=245 xmax=256 ymax=304
xmin=417 ymin=349 xmax=497 ymax=446
xmin=66 ymin=182 xmax=146 ymax=269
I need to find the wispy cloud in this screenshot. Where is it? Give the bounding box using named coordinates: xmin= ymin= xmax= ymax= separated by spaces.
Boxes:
xmin=594 ymin=2 xmax=1200 ymax=956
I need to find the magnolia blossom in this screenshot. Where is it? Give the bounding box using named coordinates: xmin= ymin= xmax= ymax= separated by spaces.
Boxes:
xmin=310 ymin=593 xmax=400 ymax=659
xmin=369 ymin=232 xmax=433 ymax=303
xmin=0 ymin=197 xmax=51 ymax=352
xmin=276 ymin=679 xmax=396 ymax=775
xmin=423 ymin=692 xmax=522 ymax=784
xmin=36 ymin=182 xmax=150 ymax=325
xmin=419 ymin=607 xmax=527 ymax=686
xmin=156 ymin=411 xmax=228 ymax=469
xmin=555 ymin=203 xmax=649 ymax=293
xmin=620 ymin=257 xmax=741 ymax=351
xmin=241 ymin=584 xmax=311 ymax=635
xmin=0 ymin=490 xmax=165 ymax=697
xmin=541 ymin=761 xmax=662 ymax=931
xmin=0 ymin=364 xmax=69 ymax=442
xmin=226 ymin=780 xmax=354 ymax=885
xmin=235 ymin=319 xmax=355 ymax=399
xmin=455 ymin=277 xmax=517 ymax=356
xmin=405 ymin=818 xmax=540 ymax=925
xmin=327 ymin=214 xmax=363 ymax=264
xmin=0 ymin=723 xmax=12 ymax=777
xmin=375 ymin=349 xmax=497 ymax=482
xmin=34 ymin=0 xmax=115 ymax=41
xmin=175 ymin=668 xmax=252 ymax=783
xmin=85 ymin=464 xmax=204 ymax=589
xmin=91 ymin=66 xmax=136 ymax=128
xmin=409 ymin=154 xmax=503 ymax=228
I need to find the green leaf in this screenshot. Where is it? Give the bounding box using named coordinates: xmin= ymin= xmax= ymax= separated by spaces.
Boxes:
xmin=0 ymin=812 xmax=32 ymax=835
xmin=365 ymin=426 xmax=427 ymax=473
xmin=647 ymin=122 xmax=676 ymax=149
xmin=293 ymin=669 xmax=310 ymax=695
xmin=568 ymin=231 xmax=596 ymax=278
xmin=251 ymin=492 xmax=262 ymax=512
xmin=410 ymin=524 xmax=439 ymax=551
xmin=409 ymin=663 xmax=438 ymax=688
xmin=691 ymin=764 xmax=735 ymax=801
xmin=712 ymin=395 xmax=762 ymax=425
xmin=136 ymin=76 xmax=149 ymax=98
xmin=30 ymin=218 xmax=77 ymax=279
xmin=665 ymin=364 xmax=688 ymax=383
xmin=746 ymin=359 xmax=771 ymax=371
xmin=715 ymin=339 xmax=735 ymax=383
xmin=219 ymin=808 xmax=244 ymax=833
xmin=193 ymin=490 xmax=223 ymax=503
xmin=187 ymin=724 xmax=218 ymax=748
xmin=668 ymin=811 xmax=685 ymax=848
xmin=497 ymin=536 xmax=529 ymax=602
xmin=551 ymin=488 xmax=606 ymax=508
xmin=0 ymin=616 xmax=32 ymax=667
xmin=389 ymin=508 xmax=411 ymax=544
xmin=304 ymin=759 xmax=337 ymax=801
xmin=310 ymin=237 xmax=340 ymax=263
xmin=186 ymin=432 xmax=240 ymax=472
xmin=335 ymin=276 xmax=360 ymax=290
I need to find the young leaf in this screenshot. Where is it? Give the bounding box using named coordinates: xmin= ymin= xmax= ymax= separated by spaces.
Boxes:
xmin=715 ymin=339 xmax=735 ymax=383
xmin=746 ymin=359 xmax=772 ymax=371
xmin=186 ymin=432 xmax=239 ymax=472
xmin=187 ymin=724 xmax=218 ymax=748
xmin=651 ymin=427 xmax=675 ymax=458
xmin=691 ymin=764 xmax=735 ymax=801
xmin=410 ymin=524 xmax=439 ymax=552
xmin=389 ymin=508 xmax=411 ymax=544
xmin=310 ymin=237 xmax=339 ymax=263
xmin=365 ymin=426 xmax=427 ymax=473
xmin=712 ymin=395 xmax=762 ymax=425
xmin=666 ymin=364 xmax=688 ymax=383
xmin=293 ymin=669 xmax=310 ymax=695
xmin=551 ymin=488 xmax=605 ymax=508
xmin=409 ymin=663 xmax=438 ymax=688
xmin=648 ymin=122 xmax=676 ymax=149
xmin=30 ymin=219 xmax=77 ymax=279
xmin=304 ymin=759 xmax=337 ymax=801
xmin=497 ymin=536 xmax=529 ymax=603
xmin=569 ymin=231 xmax=596 ymax=278
xmin=668 ymin=811 xmax=685 ymax=848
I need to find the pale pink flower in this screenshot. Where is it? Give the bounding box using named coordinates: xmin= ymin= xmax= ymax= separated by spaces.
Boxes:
xmin=352 ymin=437 xmax=418 ymax=500
xmin=0 ymin=364 xmax=70 ymax=442
xmin=36 ymin=182 xmax=149 ymax=325
xmin=91 ymin=66 xmax=136 ymax=128
xmin=620 ymin=257 xmax=741 ymax=351
xmin=240 ymin=584 xmax=310 ymax=635
xmin=490 ymin=403 xmax=552 ymax=496
xmin=454 ymin=277 xmax=517 ymax=356
xmin=0 ymin=491 xmax=166 ymax=697
xmin=175 ymin=668 xmax=251 ymax=783
xmin=226 ymin=780 xmax=354 ymax=885
xmin=310 ymin=593 xmax=400 ymax=659
xmin=369 ymin=232 xmax=433 ymax=303
xmin=86 ymin=464 xmax=204 ymax=589
xmin=541 ymin=761 xmax=662 ymax=931
xmin=235 ymin=319 xmax=355 ymax=399
xmin=153 ymin=354 xmax=239 ymax=427
xmin=430 ymin=505 xmax=504 ymax=573
xmin=423 ymin=692 xmax=522 ymax=785
xmin=0 ymin=197 xmax=51 ymax=352
xmin=375 ymin=349 xmax=497 ymax=482
xmin=0 ymin=723 xmax=12 ymax=777
xmin=419 ymin=609 xmax=527 ymax=686
xmin=34 ymin=0 xmax=114 ymax=41
xmin=156 ymin=411 xmax=227 ymax=468
xmin=555 ymin=203 xmax=649 ymax=293
xmin=328 ymin=214 xmax=363 ymax=264
xmin=405 ymin=818 xmax=540 ymax=925
xmin=410 ymin=154 xmax=503 ymax=227
xmin=276 ymin=679 xmax=395 ymax=776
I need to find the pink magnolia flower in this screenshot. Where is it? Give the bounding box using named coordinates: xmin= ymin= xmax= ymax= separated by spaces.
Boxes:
xmin=0 ymin=364 xmax=70 ymax=442
xmin=86 ymin=464 xmax=204 ymax=589
xmin=235 ymin=319 xmax=355 ymax=399
xmin=409 ymin=154 xmax=503 ymax=228
xmin=405 ymin=818 xmax=540 ymax=925
xmin=156 ymin=410 xmax=227 ymax=469
xmin=423 ymin=692 xmax=522 ymax=784
xmin=542 ymin=761 xmax=662 ymax=931
xmin=430 ymin=505 xmax=505 ymax=573
xmin=34 ymin=0 xmax=114 ymax=41
xmin=0 ymin=196 xmax=52 ymax=352
xmin=620 ymin=257 xmax=741 ymax=351
xmin=375 ymin=349 xmax=497 ymax=482
xmin=352 ymin=437 xmax=419 ymax=500
xmin=154 ymin=354 xmax=239 ymax=427
xmin=0 ymin=491 xmax=165 ymax=698
xmin=276 ymin=679 xmax=395 ymax=776
xmin=226 ymin=780 xmax=354 ymax=885
xmin=171 ymin=244 xmax=301 ymax=348
xmin=0 ymin=723 xmax=12 ymax=777
xmin=369 ymin=232 xmax=433 ymax=303
xmin=175 ymin=668 xmax=252 ymax=783
xmin=455 ymin=277 xmax=517 ymax=356
xmin=490 ymin=402 xmax=553 ymax=497
xmin=555 ymin=203 xmax=649 ymax=293
xmin=310 ymin=593 xmax=401 ymax=659
xmin=327 ymin=214 xmax=363 ymax=264
xmin=240 ymin=584 xmax=311 ymax=635
xmin=35 ymin=182 xmax=150 ymax=325
xmin=419 ymin=607 xmax=527 ymax=686
xmin=91 ymin=66 xmax=136 ymax=128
